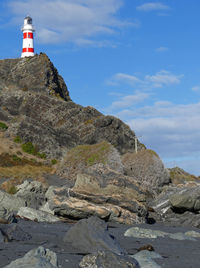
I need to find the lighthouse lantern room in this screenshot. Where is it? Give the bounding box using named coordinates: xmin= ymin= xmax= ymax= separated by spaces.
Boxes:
xmin=21 ymin=16 xmax=35 ymax=58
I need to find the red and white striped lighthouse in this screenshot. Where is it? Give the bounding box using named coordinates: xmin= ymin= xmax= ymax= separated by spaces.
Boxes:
xmin=21 ymin=16 xmax=35 ymax=58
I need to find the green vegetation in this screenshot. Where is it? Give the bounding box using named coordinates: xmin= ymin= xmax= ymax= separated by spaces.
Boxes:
xmin=14 ymin=136 xmax=22 ymax=143
xmin=51 ymin=159 xmax=57 ymax=165
xmin=21 ymin=141 xmax=46 ymax=159
xmin=7 ymin=184 xmax=18 ymax=195
xmin=65 ymin=141 xmax=111 ymax=167
xmin=22 ymin=142 xmax=37 ymax=155
xmin=0 ymin=122 xmax=8 ymax=130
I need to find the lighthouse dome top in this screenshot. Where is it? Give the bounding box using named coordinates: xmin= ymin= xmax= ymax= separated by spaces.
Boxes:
xmin=24 ymin=15 xmax=32 ymax=25
xmin=21 ymin=15 xmax=35 ymax=32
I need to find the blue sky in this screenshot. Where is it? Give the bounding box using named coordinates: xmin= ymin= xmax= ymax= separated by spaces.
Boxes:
xmin=1 ymin=0 xmax=200 ymax=175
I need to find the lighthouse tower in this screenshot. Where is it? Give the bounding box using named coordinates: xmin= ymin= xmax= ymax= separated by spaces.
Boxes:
xmin=21 ymin=16 xmax=35 ymax=58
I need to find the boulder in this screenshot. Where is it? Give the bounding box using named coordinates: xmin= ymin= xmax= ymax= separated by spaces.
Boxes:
xmin=0 ymin=207 xmax=17 ymax=224
xmin=169 ymin=186 xmax=200 ymax=212
xmin=3 ymin=246 xmax=58 ymax=268
xmin=79 ymin=251 xmax=139 ymax=268
xmin=63 ymin=216 xmax=125 ymax=255
xmin=42 ymin=165 xmax=148 ymax=224
xmin=0 ymin=190 xmax=26 ymax=212
xmin=122 ymin=150 xmax=170 ymax=194
xmin=132 ymin=250 xmax=163 ymax=268
xmin=0 ymin=224 xmax=31 ymax=242
xmin=17 ymin=207 xmax=60 ymax=223
xmin=15 ymin=180 xmax=48 ymax=209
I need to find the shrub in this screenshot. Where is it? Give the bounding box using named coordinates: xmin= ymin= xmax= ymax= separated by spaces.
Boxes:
xmin=7 ymin=184 xmax=18 ymax=195
xmin=14 ymin=136 xmax=22 ymax=143
xmin=22 ymin=142 xmax=38 ymax=155
xmin=51 ymin=159 xmax=57 ymax=165
xmin=37 ymin=152 xmax=46 ymax=159
xmin=0 ymin=122 xmax=8 ymax=130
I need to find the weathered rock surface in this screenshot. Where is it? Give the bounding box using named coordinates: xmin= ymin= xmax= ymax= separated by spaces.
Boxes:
xmin=17 ymin=207 xmax=60 ymax=223
xmin=42 ymin=164 xmax=148 ymax=224
xmin=58 ymin=141 xmax=124 ymax=180
xmin=0 ymin=54 xmax=144 ymax=159
xmin=79 ymin=251 xmax=139 ymax=268
xmin=0 ymin=223 xmax=31 ymax=242
xmin=0 ymin=207 xmax=17 ymax=224
xmin=3 ymin=246 xmax=58 ymax=268
xmin=169 ymin=166 xmax=199 ymax=184
xmin=15 ymin=180 xmax=48 ymax=209
xmin=122 ymin=150 xmax=170 ymax=194
xmin=124 ymin=226 xmax=195 ymax=241
xmin=63 ymin=216 xmax=125 ymax=255
xmin=0 ymin=53 xmax=70 ymax=101
xmin=148 ymin=183 xmax=200 ymax=227
xmin=0 ymin=189 xmax=26 ymax=212
xmin=131 ymin=250 xmax=163 ymax=268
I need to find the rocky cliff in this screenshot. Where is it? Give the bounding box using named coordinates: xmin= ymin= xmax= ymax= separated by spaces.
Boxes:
xmin=0 ymin=53 xmax=144 ymax=159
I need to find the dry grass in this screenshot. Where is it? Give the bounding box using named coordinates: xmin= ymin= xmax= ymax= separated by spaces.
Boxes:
xmin=0 ymin=165 xmax=53 ymax=179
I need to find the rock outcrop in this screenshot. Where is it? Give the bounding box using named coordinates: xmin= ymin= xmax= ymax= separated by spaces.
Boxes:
xmin=0 ymin=54 xmax=144 ymax=159
xmin=3 ymin=246 xmax=58 ymax=268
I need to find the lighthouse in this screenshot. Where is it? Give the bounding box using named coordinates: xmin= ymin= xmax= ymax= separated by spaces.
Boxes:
xmin=21 ymin=16 xmax=35 ymax=58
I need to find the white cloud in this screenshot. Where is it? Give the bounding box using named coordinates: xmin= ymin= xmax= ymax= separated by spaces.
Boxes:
xmin=8 ymin=0 xmax=137 ymax=45
xmin=118 ymin=101 xmax=200 ymax=162
xmin=107 ymin=73 xmax=141 ymax=86
xmin=107 ymin=70 xmax=183 ymax=88
xmin=109 ymin=92 xmax=150 ymax=110
xmin=137 ymin=2 xmax=170 ymax=12
xmin=155 ymin=46 xmax=169 ymax=52
xmin=145 ymin=70 xmax=183 ymax=88
xmin=192 ymin=86 xmax=200 ymax=92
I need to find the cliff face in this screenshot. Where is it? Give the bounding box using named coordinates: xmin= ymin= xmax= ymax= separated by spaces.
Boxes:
xmin=0 ymin=53 xmax=144 ymax=158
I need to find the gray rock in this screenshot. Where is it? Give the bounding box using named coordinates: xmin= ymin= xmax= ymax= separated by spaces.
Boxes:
xmin=3 ymin=246 xmax=58 ymax=268
xmin=169 ymin=186 xmax=200 ymax=212
xmin=0 ymin=190 xmax=26 ymax=212
xmin=15 ymin=180 xmax=48 ymax=209
xmin=0 ymin=230 xmax=4 ymax=242
xmin=0 ymin=207 xmax=17 ymax=224
xmin=17 ymin=207 xmax=60 ymax=223
xmin=0 ymin=224 xmax=31 ymax=241
xmin=63 ymin=216 xmax=125 ymax=255
xmin=122 ymin=150 xmax=170 ymax=195
xmin=132 ymin=250 xmax=162 ymax=268
xmin=125 ymin=227 xmax=195 ymax=241
xmin=79 ymin=251 xmax=139 ymax=268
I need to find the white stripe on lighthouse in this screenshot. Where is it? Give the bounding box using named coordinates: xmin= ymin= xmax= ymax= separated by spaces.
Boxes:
xmin=21 ymin=16 xmax=35 ymax=58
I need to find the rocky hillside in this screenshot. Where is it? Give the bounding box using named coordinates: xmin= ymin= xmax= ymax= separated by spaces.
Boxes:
xmin=0 ymin=53 xmax=144 ymax=159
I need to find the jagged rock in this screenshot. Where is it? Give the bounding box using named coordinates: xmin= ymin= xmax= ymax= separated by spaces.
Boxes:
xmin=122 ymin=150 xmax=170 ymax=194
xmin=169 ymin=166 xmax=199 ymax=184
xmin=0 ymin=190 xmax=26 ymax=212
xmin=131 ymin=250 xmax=163 ymax=268
xmin=0 ymin=224 xmax=31 ymax=242
xmin=0 ymin=53 xmax=70 ymax=101
xmin=148 ymin=183 xmax=200 ymax=227
xmin=0 ymin=54 xmax=144 ymax=158
xmin=15 ymin=180 xmax=48 ymax=209
xmin=79 ymin=251 xmax=139 ymax=268
xmin=124 ymin=227 xmax=195 ymax=241
xmin=3 ymin=246 xmax=58 ymax=268
xmin=0 ymin=207 xmax=17 ymax=224
xmin=17 ymin=207 xmax=60 ymax=223
xmin=42 ymin=164 xmax=147 ymax=224
xmin=63 ymin=216 xmax=125 ymax=255
xmin=169 ymin=186 xmax=200 ymax=212
xmin=58 ymin=141 xmax=124 ymax=180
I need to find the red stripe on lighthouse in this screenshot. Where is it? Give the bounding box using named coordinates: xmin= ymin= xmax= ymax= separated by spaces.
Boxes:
xmin=23 ymin=32 xmax=33 ymax=39
xmin=22 ymin=48 xmax=34 ymax=52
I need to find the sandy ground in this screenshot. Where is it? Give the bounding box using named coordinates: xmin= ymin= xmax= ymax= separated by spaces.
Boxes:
xmin=0 ymin=220 xmax=200 ymax=268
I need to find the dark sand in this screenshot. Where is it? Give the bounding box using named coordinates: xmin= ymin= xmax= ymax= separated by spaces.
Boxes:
xmin=0 ymin=220 xmax=200 ymax=267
